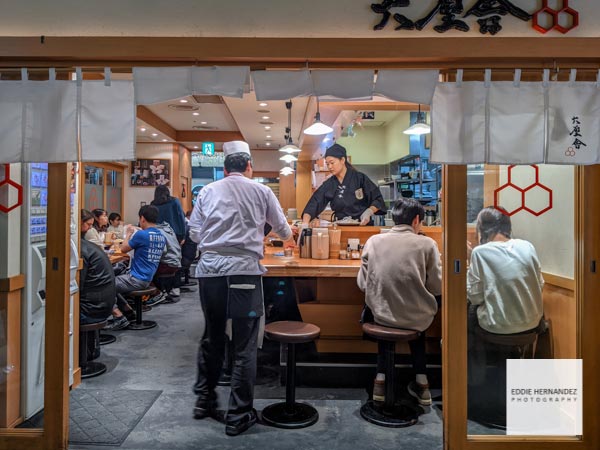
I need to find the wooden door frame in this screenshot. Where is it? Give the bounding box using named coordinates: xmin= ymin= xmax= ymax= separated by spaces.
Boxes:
xmin=1 ymin=36 xmax=600 ymax=450
xmin=443 ymin=165 xmax=600 ymax=450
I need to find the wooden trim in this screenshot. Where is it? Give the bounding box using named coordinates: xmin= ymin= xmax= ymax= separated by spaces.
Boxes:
xmin=0 ymin=289 xmax=22 ymax=427
xmin=0 ymin=274 xmax=25 ymax=292
xmin=44 ymin=163 xmax=71 ymax=450
xmin=72 ymin=368 xmax=81 ymax=390
xmin=3 ymin=37 xmax=600 ymax=68
xmin=136 ymin=106 xmax=177 ymax=140
xmin=0 ymin=431 xmax=44 ymax=450
xmin=175 ymin=130 xmax=244 ymax=142
xmin=542 ymin=272 xmax=575 ymax=292
xmin=442 ymin=165 xmax=468 ymax=450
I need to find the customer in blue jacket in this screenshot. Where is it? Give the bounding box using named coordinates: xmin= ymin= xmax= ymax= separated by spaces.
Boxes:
xmin=152 ymin=185 xmax=186 ymax=242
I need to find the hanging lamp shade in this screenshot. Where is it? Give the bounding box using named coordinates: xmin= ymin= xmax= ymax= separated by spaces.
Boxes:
xmin=280 ymin=166 xmax=295 ymax=176
xmin=403 ymin=104 xmax=431 ymax=135
xmin=280 ymin=100 xmax=302 ymax=152
xmin=279 ymin=144 xmax=301 ymax=154
xmin=303 ymin=97 xmax=333 ymax=135
xmin=280 ymin=154 xmax=298 ymax=163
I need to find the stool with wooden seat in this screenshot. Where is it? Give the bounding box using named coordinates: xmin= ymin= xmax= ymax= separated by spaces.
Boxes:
xmin=262 ymin=321 xmax=320 ymax=429
xmin=79 ymin=320 xmax=108 ymax=378
xmin=469 ymin=327 xmax=539 ymax=429
xmin=126 ymin=287 xmax=159 ymax=330
xmin=360 ymin=323 xmax=420 ymax=428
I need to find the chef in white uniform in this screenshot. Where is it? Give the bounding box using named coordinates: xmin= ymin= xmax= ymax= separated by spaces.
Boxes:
xmin=189 ymin=140 xmax=293 ymax=436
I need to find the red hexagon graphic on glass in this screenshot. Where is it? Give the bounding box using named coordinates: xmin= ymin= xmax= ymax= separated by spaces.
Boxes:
xmin=0 ymin=164 xmax=24 ymax=214
xmin=494 ymin=165 xmax=553 ymax=217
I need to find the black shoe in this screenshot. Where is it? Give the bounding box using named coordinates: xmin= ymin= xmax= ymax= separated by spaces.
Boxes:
xmin=193 ymin=395 xmax=217 ymax=420
xmin=123 ymin=309 xmax=137 ymax=322
xmin=225 ymin=409 xmax=258 ymax=436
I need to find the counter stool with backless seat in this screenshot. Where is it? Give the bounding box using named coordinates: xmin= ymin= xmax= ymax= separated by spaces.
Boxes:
xmin=262 ymin=321 xmax=320 ymax=429
xmin=469 ymin=327 xmax=539 ymax=429
xmin=360 ymin=323 xmax=420 ymax=428
xmin=79 ymin=320 xmax=108 ymax=378
xmin=125 ymin=287 xmax=159 ymax=330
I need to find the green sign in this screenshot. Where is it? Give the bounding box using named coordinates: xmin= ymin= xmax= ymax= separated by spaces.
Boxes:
xmin=202 ymin=142 xmax=215 ymax=156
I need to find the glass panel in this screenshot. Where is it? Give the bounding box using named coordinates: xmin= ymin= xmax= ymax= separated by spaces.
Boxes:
xmin=84 ymin=165 xmax=104 ymax=211
xmin=106 ymin=170 xmax=122 ymax=215
xmin=466 ymin=164 xmax=580 ymax=437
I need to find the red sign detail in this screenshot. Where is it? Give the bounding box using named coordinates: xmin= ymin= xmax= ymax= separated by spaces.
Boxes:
xmin=533 ymin=0 xmax=579 ymax=34
xmin=0 ymin=164 xmax=24 ymax=213
xmin=493 ymin=165 xmax=553 ymax=217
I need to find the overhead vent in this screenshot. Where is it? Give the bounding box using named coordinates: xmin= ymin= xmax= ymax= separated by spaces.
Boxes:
xmin=168 ymin=104 xmax=199 ymax=111
xmin=192 ymin=95 xmax=224 ymax=104
xmin=192 ymin=125 xmax=219 ymax=130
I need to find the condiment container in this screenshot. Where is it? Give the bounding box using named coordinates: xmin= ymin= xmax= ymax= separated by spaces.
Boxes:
xmin=311 ymin=227 xmax=330 ymax=260
xmin=329 ymin=226 xmax=341 ymax=259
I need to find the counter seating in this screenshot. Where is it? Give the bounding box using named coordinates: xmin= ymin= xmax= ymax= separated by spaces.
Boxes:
xmin=360 ymin=323 xmax=420 ymax=428
xmin=125 ymin=288 xmax=159 ymax=330
xmin=79 ymin=320 xmax=108 ymax=379
xmin=262 ymin=321 xmax=320 ymax=429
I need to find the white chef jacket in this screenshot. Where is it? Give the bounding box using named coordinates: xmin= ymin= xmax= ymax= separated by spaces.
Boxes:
xmin=189 ymin=172 xmax=292 ymax=278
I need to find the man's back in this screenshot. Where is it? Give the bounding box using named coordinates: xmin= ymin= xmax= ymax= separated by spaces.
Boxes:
xmin=358 ymin=225 xmax=442 ymax=331
xmin=129 ymin=227 xmax=166 ymax=282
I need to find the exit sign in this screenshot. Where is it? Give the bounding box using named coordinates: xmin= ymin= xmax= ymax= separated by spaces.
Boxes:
xmin=202 ymin=142 xmax=215 ymax=155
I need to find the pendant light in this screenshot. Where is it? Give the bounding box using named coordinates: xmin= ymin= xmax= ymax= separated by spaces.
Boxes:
xmin=280 ymin=166 xmax=295 ymax=176
xmin=279 ymin=154 xmax=298 ymax=163
xmin=403 ymin=104 xmax=431 ymax=135
xmin=303 ymin=96 xmax=334 ymax=135
xmin=279 ymin=100 xmax=301 ymax=153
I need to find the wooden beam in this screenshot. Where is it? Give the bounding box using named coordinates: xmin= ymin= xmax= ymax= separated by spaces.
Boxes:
xmin=0 ymin=274 xmax=25 ymax=292
xmin=136 ymin=105 xmax=177 ymax=140
xmin=3 ymin=37 xmax=600 ymax=68
xmin=175 ymin=130 xmax=243 ymax=142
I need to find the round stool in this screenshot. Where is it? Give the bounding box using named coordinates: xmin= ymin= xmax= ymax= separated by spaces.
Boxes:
xmin=469 ymin=328 xmax=538 ymax=430
xmin=262 ymin=321 xmax=320 ymax=429
xmin=99 ymin=333 xmax=116 ymax=345
xmin=79 ymin=320 xmax=108 ymax=378
xmin=127 ymin=287 xmax=159 ymax=330
xmin=360 ymin=323 xmax=420 ymax=428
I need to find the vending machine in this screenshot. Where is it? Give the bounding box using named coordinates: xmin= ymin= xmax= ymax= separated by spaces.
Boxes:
xmin=21 ymin=163 xmax=79 ymax=420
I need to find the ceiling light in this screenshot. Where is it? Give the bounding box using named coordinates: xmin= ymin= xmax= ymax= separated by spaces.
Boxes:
xmin=262 ymin=116 xmax=270 ymax=120
xmin=280 ymin=166 xmax=295 ymax=176
xmin=264 ymin=126 xmax=271 ymax=130
xmin=265 ymin=142 xmax=271 ymax=146
xmin=192 ymin=112 xmax=200 ymax=116
xmin=280 ymin=154 xmax=298 ymax=163
xmin=140 ymin=127 xmax=146 ymax=132
xmin=201 ymin=121 xmax=208 ymax=125
xmin=280 ymin=100 xmax=302 ymax=153
xmin=162 ymin=139 xmax=168 ymax=142
xmin=403 ymin=104 xmax=431 ymax=135
xmin=194 ymin=146 xmax=198 ymax=149
xmin=259 ymin=102 xmax=268 ymax=107
xmin=303 ymin=97 xmax=334 ymax=135
xmin=179 ymin=99 xmax=188 ymax=103
xmin=151 ymin=133 xmax=158 ymax=137
xmin=266 ymin=135 xmax=272 ymax=139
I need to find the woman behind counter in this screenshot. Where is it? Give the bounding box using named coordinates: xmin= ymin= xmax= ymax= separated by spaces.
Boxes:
xmin=302 ymin=143 xmax=386 ymax=226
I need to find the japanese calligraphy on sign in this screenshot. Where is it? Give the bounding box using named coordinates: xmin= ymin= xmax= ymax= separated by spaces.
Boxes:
xmin=566 ymin=116 xmax=587 ymax=157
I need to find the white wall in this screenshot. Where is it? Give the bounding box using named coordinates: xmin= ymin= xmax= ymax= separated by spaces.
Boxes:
xmin=252 ymin=150 xmax=286 ymax=172
xmin=498 ymin=165 xmax=574 ymax=279
xmin=0 ymin=1 xmax=595 ymax=37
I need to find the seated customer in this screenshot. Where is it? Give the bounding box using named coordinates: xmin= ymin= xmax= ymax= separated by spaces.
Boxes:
xmin=147 ymin=220 xmax=182 ymax=305
xmin=467 ymin=207 xmax=544 ymax=335
xmin=85 ymin=208 xmax=109 ymax=247
xmin=80 ymin=210 xmax=116 ymax=324
xmin=107 ymin=212 xmax=124 ymax=238
xmin=107 ymin=205 xmax=167 ymax=330
xmin=357 ymin=198 xmax=442 ymax=405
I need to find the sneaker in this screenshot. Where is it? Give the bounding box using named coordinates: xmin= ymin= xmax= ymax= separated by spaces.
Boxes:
xmin=104 ymin=315 xmax=130 ymax=331
xmin=407 ymin=381 xmax=432 ymax=406
xmin=123 ymin=309 xmax=137 ymax=322
xmin=145 ymin=292 xmax=167 ymax=306
xmin=225 ymin=409 xmax=258 ymax=436
xmin=193 ymin=397 xmax=218 ymax=420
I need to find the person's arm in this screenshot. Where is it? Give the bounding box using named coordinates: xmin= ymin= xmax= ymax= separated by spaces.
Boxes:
xmin=356 ymin=239 xmax=371 ymax=292
xmin=119 ymin=225 xmax=136 ymax=254
xmin=173 ymin=198 xmax=186 ymax=242
xmin=301 ymin=182 xmax=330 ymax=225
xmin=425 ymin=242 xmax=442 ymax=297
xmin=188 ymin=189 xmax=207 ymax=244
xmin=466 ymin=251 xmax=484 ymax=305
xmin=359 ymin=175 xmax=386 ymax=225
xmin=265 ymin=189 xmax=293 ymax=245
xmin=84 ymin=228 xmax=104 ymax=248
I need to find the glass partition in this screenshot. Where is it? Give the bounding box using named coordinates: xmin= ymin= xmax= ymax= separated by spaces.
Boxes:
xmin=84 ymin=165 xmax=104 ymax=211
xmin=466 ymin=164 xmax=580 ymax=437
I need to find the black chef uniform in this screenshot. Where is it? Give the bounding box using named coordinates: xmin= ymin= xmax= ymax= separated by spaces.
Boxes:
xmin=303 ymin=168 xmax=386 ymax=224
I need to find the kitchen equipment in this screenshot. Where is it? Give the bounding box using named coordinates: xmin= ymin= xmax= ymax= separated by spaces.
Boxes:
xmin=311 ymin=228 xmax=329 ymax=260
xmin=299 ymin=227 xmax=312 ymax=259
xmin=329 ymin=226 xmax=341 ymax=259
xmin=425 ymin=210 xmax=436 ymax=226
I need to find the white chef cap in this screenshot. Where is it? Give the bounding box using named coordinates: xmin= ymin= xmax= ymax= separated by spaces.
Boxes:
xmin=223 ymin=141 xmax=251 ymax=157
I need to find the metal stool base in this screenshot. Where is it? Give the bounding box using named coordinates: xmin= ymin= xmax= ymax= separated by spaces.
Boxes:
xmin=261 ymin=402 xmax=319 ymax=429
xmin=360 ymin=400 xmax=418 ymax=428
xmin=127 ymin=320 xmax=157 ymax=330
xmin=81 ymin=362 xmax=107 ymax=379
xmin=99 ymin=334 xmax=116 ymax=345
